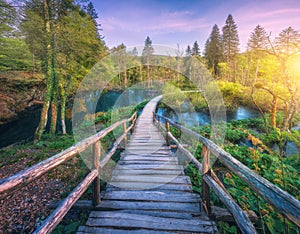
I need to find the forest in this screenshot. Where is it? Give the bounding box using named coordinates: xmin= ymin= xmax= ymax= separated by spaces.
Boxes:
xmin=0 ymin=0 xmax=299 ymax=233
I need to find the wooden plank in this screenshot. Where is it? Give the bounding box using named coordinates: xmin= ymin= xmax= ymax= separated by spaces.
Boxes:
xmin=117 ymin=161 xmax=179 ymax=166
xmin=112 ymin=169 xmax=182 ymax=175
xmin=110 ymin=175 xmax=190 ymax=184
xmin=121 ymin=150 xmax=171 ymax=157
xmin=78 ymin=226 xmax=174 ymax=234
xmin=85 ymin=212 xmax=217 ymax=233
xmin=96 ymin=200 xmax=200 ymax=212
xmin=102 ymin=190 xmax=200 ymax=203
xmin=106 ymin=182 xmax=192 ymax=191
xmin=89 ymin=211 xmax=210 ymax=226
xmin=115 ymin=209 xmax=207 ymax=220
xmin=121 ymin=156 xmax=177 ymax=161
xmin=104 ymin=188 xmax=196 ymax=196
xmin=114 ymin=164 xmax=181 ymax=170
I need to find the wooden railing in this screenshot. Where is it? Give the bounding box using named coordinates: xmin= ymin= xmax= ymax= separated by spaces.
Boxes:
xmin=153 ymin=112 xmax=300 ymax=234
xmin=0 ymin=112 xmax=137 ymax=234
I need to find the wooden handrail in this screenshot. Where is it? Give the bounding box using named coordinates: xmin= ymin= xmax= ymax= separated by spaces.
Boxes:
xmin=0 ymin=112 xmax=137 ymax=199
xmin=0 ymin=111 xmax=137 ymax=233
xmin=34 ymin=170 xmax=98 ymax=233
xmin=154 ymin=112 xmax=300 ymax=229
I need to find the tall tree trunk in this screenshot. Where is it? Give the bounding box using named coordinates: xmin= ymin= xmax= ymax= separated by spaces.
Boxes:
xmin=50 ymin=25 xmax=58 ymax=136
xmin=34 ymin=0 xmax=53 ymax=140
xmin=60 ymin=88 xmax=67 ymax=135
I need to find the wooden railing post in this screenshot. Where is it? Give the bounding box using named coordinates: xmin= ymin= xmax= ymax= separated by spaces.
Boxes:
xmin=123 ymin=122 xmax=127 ymax=145
xmin=92 ymin=141 xmax=101 ymax=206
xmin=153 ymin=112 xmax=156 ymax=123
xmin=202 ymin=145 xmax=211 ymax=216
xmin=130 ymin=113 xmax=136 ymax=134
xmin=157 ymin=116 xmax=160 ymax=130
xmin=165 ymin=121 xmax=170 ymax=146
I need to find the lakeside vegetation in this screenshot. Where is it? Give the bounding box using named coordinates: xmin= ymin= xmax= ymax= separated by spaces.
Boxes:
xmin=0 ymin=0 xmax=299 ymax=233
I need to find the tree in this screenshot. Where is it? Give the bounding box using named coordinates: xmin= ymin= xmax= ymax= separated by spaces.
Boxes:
xmin=222 ymin=14 xmax=239 ymax=81
xmin=0 ymin=0 xmax=33 ymax=71
xmin=247 ymin=25 xmax=269 ymax=81
xmin=246 ymin=25 xmax=270 ymax=127
xmin=21 ymin=0 xmax=106 ymax=138
xmin=111 ymin=43 xmax=128 ymax=87
xmin=269 ymin=27 xmax=300 ymax=130
xmin=84 ymin=1 xmax=98 ymax=19
xmin=247 ymin=25 xmax=269 ymax=51
xmin=0 ymin=0 xmax=17 ymax=36
xmin=185 ymin=45 xmax=192 ymax=56
xmin=130 ymin=47 xmax=138 ymax=56
xmin=31 ymin=0 xmax=56 ymax=139
xmin=192 ymin=41 xmax=200 ymax=56
xmin=204 ymin=24 xmax=223 ymax=76
xmin=57 ymin=8 xmax=106 ymax=134
xmin=142 ymin=36 xmax=154 ymax=87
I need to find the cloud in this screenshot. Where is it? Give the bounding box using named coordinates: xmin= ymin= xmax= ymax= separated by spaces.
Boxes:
xmin=95 ymin=0 xmax=300 ymax=50
xmin=100 ymin=9 xmax=209 ymax=34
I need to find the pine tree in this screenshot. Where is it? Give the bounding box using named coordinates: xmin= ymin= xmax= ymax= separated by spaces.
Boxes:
xmin=185 ymin=45 xmax=192 ymax=56
xmin=204 ymin=24 xmax=223 ymax=76
xmin=129 ymin=47 xmax=138 ymax=56
xmin=274 ymin=26 xmax=300 ymax=57
xmin=247 ymin=25 xmax=268 ymax=86
xmin=222 ymin=14 xmax=239 ymax=81
xmin=247 ymin=25 xmax=268 ymax=51
xmin=142 ymin=36 xmax=154 ymax=87
xmin=85 ymin=1 xmax=98 ymax=19
xmin=192 ymin=41 xmax=200 ymax=56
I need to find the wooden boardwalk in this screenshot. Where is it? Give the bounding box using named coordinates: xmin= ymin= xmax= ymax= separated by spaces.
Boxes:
xmin=78 ymin=97 xmax=218 ymax=233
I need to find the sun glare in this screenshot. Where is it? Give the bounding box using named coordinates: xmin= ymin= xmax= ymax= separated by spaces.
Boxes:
xmin=287 ymin=56 xmax=300 ymax=89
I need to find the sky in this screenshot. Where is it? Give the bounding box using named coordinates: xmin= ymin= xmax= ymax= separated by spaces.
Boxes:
xmin=91 ymin=0 xmax=300 ymax=53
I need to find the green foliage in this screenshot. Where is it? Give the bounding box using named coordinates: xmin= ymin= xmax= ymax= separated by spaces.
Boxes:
xmin=225 ymin=128 xmax=247 ymax=143
xmin=188 ymin=117 xmax=299 ymax=233
xmin=217 ymin=222 xmax=238 ymax=234
xmin=0 ymin=38 xmax=33 ymax=71
xmin=217 ymin=81 xmax=252 ymax=109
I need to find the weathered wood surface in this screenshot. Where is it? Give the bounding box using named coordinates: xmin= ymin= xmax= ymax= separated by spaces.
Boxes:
xmin=84 ymin=212 xmax=216 ymax=233
xmin=78 ymin=96 xmax=218 ymax=233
